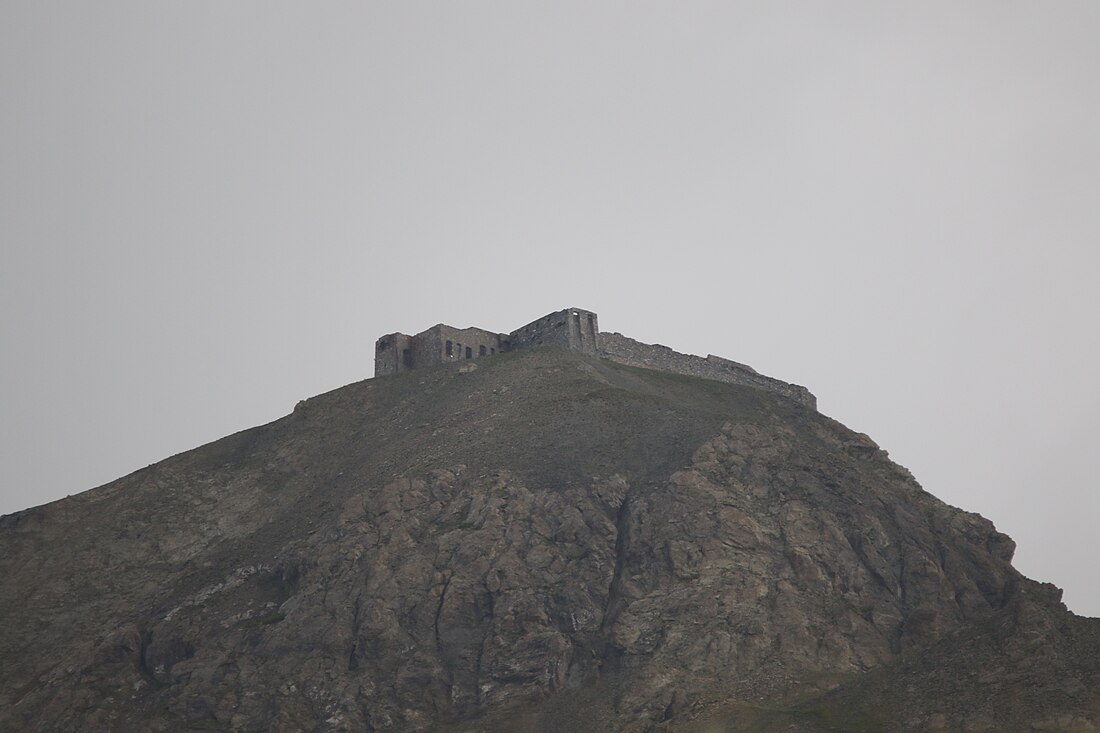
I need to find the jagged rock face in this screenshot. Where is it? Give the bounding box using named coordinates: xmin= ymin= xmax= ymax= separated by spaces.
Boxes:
xmin=1 ymin=349 xmax=1097 ymax=732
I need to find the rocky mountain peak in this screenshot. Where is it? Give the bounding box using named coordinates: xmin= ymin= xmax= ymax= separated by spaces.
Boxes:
xmin=1 ymin=348 xmax=1097 ymax=731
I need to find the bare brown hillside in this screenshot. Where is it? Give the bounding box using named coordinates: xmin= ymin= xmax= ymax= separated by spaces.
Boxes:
xmin=1 ymin=348 xmax=1096 ymax=731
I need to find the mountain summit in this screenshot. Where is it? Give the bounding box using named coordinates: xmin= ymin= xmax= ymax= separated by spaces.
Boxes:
xmin=374 ymin=307 xmax=815 ymax=408
xmin=1 ymin=336 xmax=1097 ymax=731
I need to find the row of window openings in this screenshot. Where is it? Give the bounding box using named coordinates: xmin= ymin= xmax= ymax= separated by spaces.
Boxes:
xmin=446 ymin=341 xmax=494 ymax=359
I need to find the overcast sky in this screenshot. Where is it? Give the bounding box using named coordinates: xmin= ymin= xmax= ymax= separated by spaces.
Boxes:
xmin=2 ymin=2 xmax=1097 ymax=616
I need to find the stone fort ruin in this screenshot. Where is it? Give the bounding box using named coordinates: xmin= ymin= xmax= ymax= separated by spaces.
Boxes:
xmin=375 ymin=307 xmax=816 ymax=409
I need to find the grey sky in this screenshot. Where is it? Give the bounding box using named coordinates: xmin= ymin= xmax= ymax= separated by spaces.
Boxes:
xmin=2 ymin=2 xmax=1098 ymax=615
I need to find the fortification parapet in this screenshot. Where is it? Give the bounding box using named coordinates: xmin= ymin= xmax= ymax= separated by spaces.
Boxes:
xmin=373 ymin=307 xmax=816 ymax=410
xmin=597 ymin=332 xmax=816 ymax=410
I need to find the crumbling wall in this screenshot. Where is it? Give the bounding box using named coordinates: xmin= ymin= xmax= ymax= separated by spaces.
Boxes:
xmin=374 ymin=333 xmax=413 ymax=376
xmin=508 ymin=307 xmax=599 ymax=355
xmin=430 ymin=325 xmax=506 ymax=364
xmin=599 ymin=332 xmax=817 ymax=410
xmin=373 ymin=308 xmax=816 ymax=411
xmin=377 ymin=325 xmax=506 ymax=375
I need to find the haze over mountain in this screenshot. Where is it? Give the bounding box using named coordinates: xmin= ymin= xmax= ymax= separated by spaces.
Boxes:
xmin=2 ymin=346 xmax=1097 ymax=731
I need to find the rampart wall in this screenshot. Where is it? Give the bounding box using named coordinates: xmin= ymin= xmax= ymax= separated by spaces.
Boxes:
xmin=375 ymin=307 xmax=816 ymax=410
xmin=598 ymin=332 xmax=817 ymax=410
xmin=508 ymin=308 xmax=599 ymax=355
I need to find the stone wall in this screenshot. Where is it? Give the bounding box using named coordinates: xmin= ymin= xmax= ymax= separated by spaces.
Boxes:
xmin=374 ymin=308 xmax=816 ymax=411
xmin=374 ymin=333 xmax=413 ymax=376
xmin=430 ymin=325 xmax=506 ymax=364
xmin=598 ymin=332 xmax=817 ymax=410
xmin=508 ymin=308 xmax=600 ymax=356
xmin=375 ymin=325 xmax=505 ymax=374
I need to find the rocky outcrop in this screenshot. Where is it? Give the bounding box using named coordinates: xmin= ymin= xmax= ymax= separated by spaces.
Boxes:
xmin=0 ymin=348 xmax=1095 ymax=731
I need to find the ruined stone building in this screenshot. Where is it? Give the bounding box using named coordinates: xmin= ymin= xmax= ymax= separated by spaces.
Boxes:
xmin=374 ymin=308 xmax=599 ymax=375
xmin=375 ymin=307 xmax=816 ymax=410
